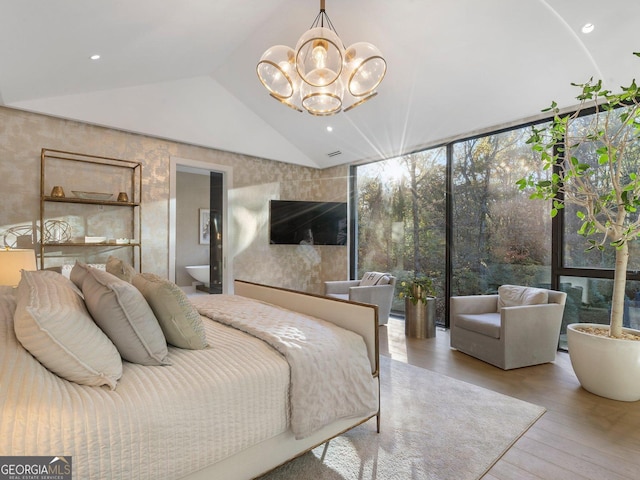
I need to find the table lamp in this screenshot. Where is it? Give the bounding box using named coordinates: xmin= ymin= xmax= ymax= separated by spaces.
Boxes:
xmin=0 ymin=248 xmax=37 ymax=287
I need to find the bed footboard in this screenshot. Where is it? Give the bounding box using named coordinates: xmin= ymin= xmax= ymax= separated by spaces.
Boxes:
xmin=234 ymin=280 xmax=379 ymax=375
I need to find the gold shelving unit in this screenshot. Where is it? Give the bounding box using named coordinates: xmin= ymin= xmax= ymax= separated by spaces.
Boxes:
xmin=39 ymin=148 xmax=142 ymax=270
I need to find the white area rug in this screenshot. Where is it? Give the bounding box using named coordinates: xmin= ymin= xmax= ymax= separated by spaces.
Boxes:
xmin=260 ymin=356 xmax=545 ymax=480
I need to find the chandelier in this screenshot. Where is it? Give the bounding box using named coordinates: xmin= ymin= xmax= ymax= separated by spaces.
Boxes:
xmin=256 ymin=0 xmax=387 ymax=116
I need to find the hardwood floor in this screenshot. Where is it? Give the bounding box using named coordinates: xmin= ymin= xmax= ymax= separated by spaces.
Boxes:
xmin=379 ymin=318 xmax=640 ymax=480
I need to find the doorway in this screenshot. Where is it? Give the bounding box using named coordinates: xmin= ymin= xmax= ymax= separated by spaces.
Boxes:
xmin=169 ymin=157 xmax=233 ymax=294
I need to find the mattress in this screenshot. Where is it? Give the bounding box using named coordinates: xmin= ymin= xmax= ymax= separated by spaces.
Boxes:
xmin=0 ymin=289 xmax=290 ymax=480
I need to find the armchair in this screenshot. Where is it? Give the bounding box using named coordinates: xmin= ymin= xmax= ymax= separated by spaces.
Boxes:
xmin=450 ymin=285 xmax=566 ymax=370
xmin=324 ymin=272 xmax=396 ymax=325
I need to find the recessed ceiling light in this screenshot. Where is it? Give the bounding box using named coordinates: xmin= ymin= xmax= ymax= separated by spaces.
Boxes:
xmin=581 ymin=23 xmax=595 ymax=34
xmin=326 ymin=126 xmax=333 ymax=132
xmin=90 ymin=54 xmax=101 ymax=60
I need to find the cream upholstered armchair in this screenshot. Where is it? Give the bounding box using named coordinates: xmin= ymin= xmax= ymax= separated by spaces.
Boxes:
xmin=450 ymin=285 xmax=567 ymax=370
xmin=324 ymin=272 xmax=396 ymax=325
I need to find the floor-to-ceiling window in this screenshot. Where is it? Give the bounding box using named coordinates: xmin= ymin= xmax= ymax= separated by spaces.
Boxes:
xmin=353 ymin=107 xmax=639 ymax=346
xmin=553 ymin=108 xmax=640 ymax=347
xmin=451 ymin=128 xmax=552 ymax=297
xmin=353 ymin=124 xmax=552 ymax=327
xmin=354 ymin=148 xmax=447 ymax=321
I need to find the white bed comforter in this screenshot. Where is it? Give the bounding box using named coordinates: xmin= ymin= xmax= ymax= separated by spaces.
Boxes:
xmin=0 ymin=290 xmax=290 ymax=480
xmin=192 ymin=294 xmax=379 ymax=439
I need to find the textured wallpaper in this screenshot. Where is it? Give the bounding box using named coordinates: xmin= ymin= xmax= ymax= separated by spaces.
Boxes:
xmin=0 ymin=106 xmax=349 ymax=294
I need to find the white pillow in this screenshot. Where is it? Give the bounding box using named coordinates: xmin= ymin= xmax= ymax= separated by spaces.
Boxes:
xmin=360 ymin=272 xmax=390 ymax=286
xmin=82 ymin=267 xmax=170 ymax=366
xmin=14 ymin=270 xmax=122 ymax=389
xmin=133 ymin=273 xmax=208 ymax=350
xmin=497 ymin=285 xmax=549 ymax=310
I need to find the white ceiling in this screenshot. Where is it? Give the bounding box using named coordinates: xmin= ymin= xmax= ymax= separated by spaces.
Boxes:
xmin=1 ymin=0 xmax=638 ymax=169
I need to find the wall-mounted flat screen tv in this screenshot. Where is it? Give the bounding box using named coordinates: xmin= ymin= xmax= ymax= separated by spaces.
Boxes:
xmin=269 ymin=200 xmax=347 ymax=245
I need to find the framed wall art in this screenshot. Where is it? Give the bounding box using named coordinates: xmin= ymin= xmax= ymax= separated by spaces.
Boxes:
xmin=199 ymin=208 xmax=210 ymax=244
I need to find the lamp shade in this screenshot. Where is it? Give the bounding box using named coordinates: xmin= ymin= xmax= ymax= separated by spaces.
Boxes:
xmin=344 ymin=42 xmax=387 ymax=97
xmin=301 ymin=70 xmax=344 ymax=115
xmin=343 ymin=91 xmax=378 ymax=112
xmin=0 ymin=248 xmax=37 ymax=287
xmin=295 ymin=27 xmax=344 ymax=87
xmin=257 ymin=45 xmax=298 ymax=99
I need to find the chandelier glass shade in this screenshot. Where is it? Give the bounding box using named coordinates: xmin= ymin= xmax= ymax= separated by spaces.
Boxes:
xmin=257 ymin=0 xmax=386 ymax=116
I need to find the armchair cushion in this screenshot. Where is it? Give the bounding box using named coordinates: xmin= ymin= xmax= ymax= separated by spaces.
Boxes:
xmin=497 ymin=285 xmax=548 ymax=310
xmin=455 ymin=312 xmax=501 ymax=339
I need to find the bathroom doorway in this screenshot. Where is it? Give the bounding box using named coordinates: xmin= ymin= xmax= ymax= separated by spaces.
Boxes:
xmin=169 ymin=157 xmax=233 ymax=294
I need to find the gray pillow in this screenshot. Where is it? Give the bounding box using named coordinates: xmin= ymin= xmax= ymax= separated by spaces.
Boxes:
xmin=106 ymin=256 xmax=137 ymax=283
xmin=133 ymin=273 xmax=208 ymax=350
xmin=81 ymin=267 xmax=170 ymax=366
xmin=70 ymin=261 xmax=92 ymax=289
xmin=14 ymin=270 xmax=122 ymax=389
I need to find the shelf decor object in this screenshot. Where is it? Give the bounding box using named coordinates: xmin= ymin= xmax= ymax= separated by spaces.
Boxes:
xmin=50 ymin=186 xmax=65 ymax=198
xmin=72 ymin=191 xmax=114 ymax=201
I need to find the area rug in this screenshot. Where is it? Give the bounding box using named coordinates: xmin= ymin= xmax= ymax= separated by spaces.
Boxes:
xmin=260 ymin=356 xmax=545 ymax=480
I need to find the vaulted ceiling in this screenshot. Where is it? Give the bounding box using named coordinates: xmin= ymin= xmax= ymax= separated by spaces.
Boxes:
xmin=1 ymin=0 xmax=638 ymax=169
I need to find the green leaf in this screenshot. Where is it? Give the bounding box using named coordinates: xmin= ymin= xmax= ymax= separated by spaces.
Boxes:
xmin=578 ymin=221 xmax=588 ymax=235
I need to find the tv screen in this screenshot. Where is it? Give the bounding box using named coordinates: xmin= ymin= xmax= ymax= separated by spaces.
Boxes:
xmin=269 ymin=200 xmax=347 ymax=245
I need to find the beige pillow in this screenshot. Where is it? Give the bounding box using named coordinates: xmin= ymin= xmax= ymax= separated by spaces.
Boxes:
xmin=497 ymin=285 xmax=549 ymax=310
xmin=106 ymin=256 xmax=137 ymax=283
xmin=14 ymin=270 xmax=122 ymax=389
xmin=82 ymin=267 xmax=170 ymax=366
xmin=70 ymin=261 xmax=92 ymax=289
xmin=133 ymin=273 xmax=208 ymax=350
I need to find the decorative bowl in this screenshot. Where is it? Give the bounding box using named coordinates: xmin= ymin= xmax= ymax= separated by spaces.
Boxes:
xmin=72 ymin=191 xmax=113 ymax=201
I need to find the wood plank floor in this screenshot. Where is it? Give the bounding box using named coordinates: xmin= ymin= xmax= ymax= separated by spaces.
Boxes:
xmin=379 ymin=318 xmax=640 ymax=480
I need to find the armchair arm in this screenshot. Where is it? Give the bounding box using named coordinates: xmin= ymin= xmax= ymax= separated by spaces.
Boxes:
xmin=500 ymin=303 xmax=565 ymax=367
xmin=324 ymin=280 xmax=361 ymax=295
xmin=349 ymin=284 xmax=394 ymax=324
xmin=348 ymin=284 xmax=394 ymax=305
xmin=501 ymin=303 xmax=565 ymax=329
xmin=450 ymin=295 xmax=498 ymax=316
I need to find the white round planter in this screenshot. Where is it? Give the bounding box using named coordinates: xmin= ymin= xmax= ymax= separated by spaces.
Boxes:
xmin=567 ymin=323 xmax=640 ymax=402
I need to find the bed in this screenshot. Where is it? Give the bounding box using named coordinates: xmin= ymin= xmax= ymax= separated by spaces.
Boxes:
xmin=0 ymin=270 xmax=380 ymax=480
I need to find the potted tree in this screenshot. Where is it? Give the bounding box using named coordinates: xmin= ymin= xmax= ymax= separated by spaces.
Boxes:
xmin=399 ymin=275 xmax=437 ymax=338
xmin=518 ymin=52 xmax=640 ymax=401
